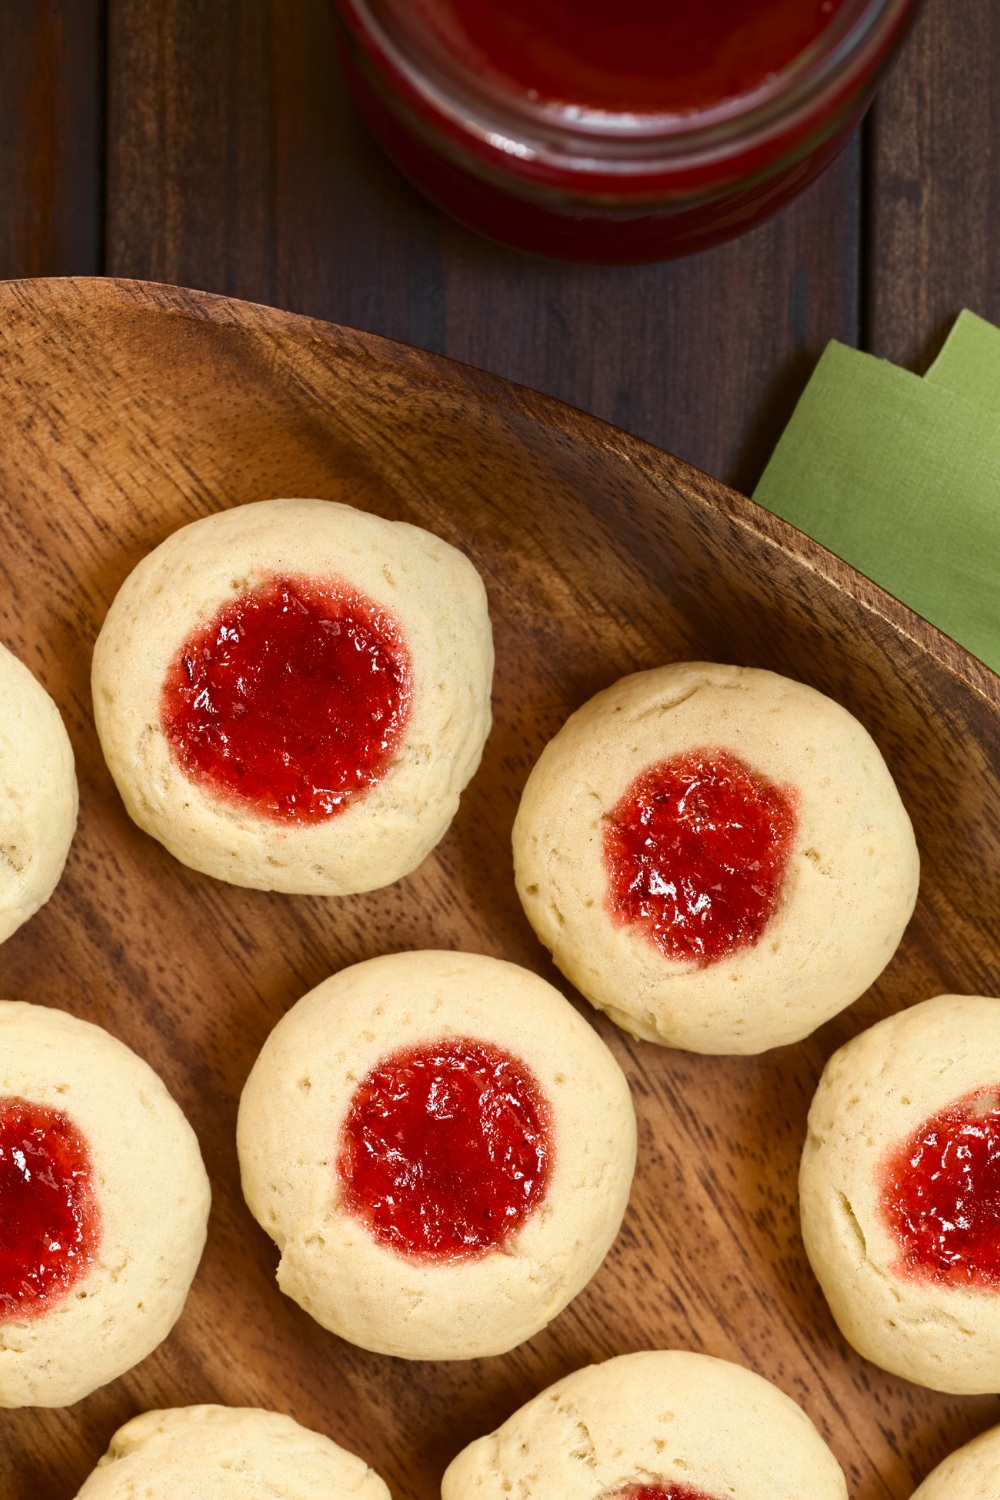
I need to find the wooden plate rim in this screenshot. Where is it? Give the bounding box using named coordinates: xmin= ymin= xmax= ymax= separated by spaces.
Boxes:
xmin=2 ymin=273 xmax=994 ymax=710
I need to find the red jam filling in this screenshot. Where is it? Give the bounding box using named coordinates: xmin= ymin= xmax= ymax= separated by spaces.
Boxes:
xmin=880 ymin=1087 xmax=1000 ymax=1289
xmin=607 ymin=1487 xmax=718 ymax=1500
xmin=602 ymin=747 xmax=797 ymax=967
xmin=336 ymin=1038 xmax=552 ymax=1260
xmin=408 ymin=0 xmax=848 ymax=117
xmin=161 ymin=575 xmax=412 ymax=823
xmin=0 ymin=1098 xmax=100 ymax=1319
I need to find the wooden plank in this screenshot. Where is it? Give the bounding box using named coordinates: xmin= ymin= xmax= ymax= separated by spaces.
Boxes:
xmin=0 ymin=1 xmax=104 ymax=280
xmin=867 ymin=0 xmax=1000 ymax=368
xmin=438 ymin=139 xmax=861 ymax=494
xmin=105 ymin=0 xmax=861 ymax=491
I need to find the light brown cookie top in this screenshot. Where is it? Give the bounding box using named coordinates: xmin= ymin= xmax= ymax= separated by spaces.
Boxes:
xmin=0 ymin=1001 xmax=210 ymax=1408
xmin=0 ymin=643 xmax=77 ymax=944
xmin=911 ymin=1423 xmax=1000 ymax=1499
xmin=75 ymin=1405 xmax=391 ymax=1499
xmin=800 ymin=994 xmax=1000 ymax=1394
xmin=514 ymin=662 xmax=918 ymax=1054
xmin=442 ymin=1349 xmax=847 ymax=1499
xmin=237 ymin=950 xmax=636 ymax=1360
xmin=92 ymin=497 xmax=492 ymax=894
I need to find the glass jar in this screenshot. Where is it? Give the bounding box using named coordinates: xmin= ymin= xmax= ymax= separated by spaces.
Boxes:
xmin=333 ymin=0 xmax=921 ymax=264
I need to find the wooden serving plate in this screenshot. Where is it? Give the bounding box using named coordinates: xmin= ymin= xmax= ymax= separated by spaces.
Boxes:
xmin=1 ymin=277 xmax=999 ymax=1499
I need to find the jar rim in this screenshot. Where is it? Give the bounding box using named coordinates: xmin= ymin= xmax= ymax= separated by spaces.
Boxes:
xmin=338 ymin=0 xmax=919 ymax=175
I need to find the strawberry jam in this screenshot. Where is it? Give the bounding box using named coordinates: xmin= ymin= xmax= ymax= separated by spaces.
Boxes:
xmin=336 ymin=0 xmax=918 ymax=262
xmin=607 ymin=1486 xmax=717 ymax=1500
xmin=603 ymin=747 xmax=797 ymax=966
xmin=409 ymin=0 xmax=848 ymax=118
xmin=336 ymin=1038 xmax=552 ymax=1260
xmin=880 ymin=1087 xmax=1000 ymax=1289
xmin=0 ymin=1098 xmax=100 ymax=1319
xmin=161 ymin=576 xmax=412 ymax=823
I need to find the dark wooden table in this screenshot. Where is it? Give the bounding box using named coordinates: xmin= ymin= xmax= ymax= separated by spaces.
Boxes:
xmin=1 ymin=4 xmax=999 ymax=1498
xmin=2 ymin=0 xmax=997 ymax=495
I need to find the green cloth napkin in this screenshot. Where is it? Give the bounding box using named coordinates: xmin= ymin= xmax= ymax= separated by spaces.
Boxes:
xmin=754 ymin=311 xmax=1000 ymax=672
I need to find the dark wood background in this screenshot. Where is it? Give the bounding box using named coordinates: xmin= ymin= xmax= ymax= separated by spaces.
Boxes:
xmin=3 ymin=0 xmax=999 ymax=494
xmin=1 ymin=4 xmax=999 ymax=1498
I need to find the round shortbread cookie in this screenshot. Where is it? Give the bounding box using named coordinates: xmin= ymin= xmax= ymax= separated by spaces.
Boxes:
xmin=0 ymin=643 xmax=77 ymax=944
xmin=441 ymin=1349 xmax=847 ymax=1499
xmin=800 ymin=995 xmax=1000 ymax=1394
xmin=911 ymin=1424 xmax=1000 ymax=1499
xmin=237 ymin=950 xmax=636 ymax=1360
xmin=75 ymin=1405 xmax=390 ymax=1499
xmin=513 ymin=662 xmax=918 ymax=1054
xmin=92 ymin=498 xmax=493 ymax=894
xmin=0 ymin=1000 xmax=210 ymax=1407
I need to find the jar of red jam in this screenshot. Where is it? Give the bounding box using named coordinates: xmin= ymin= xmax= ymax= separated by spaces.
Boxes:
xmin=333 ymin=0 xmax=920 ymax=263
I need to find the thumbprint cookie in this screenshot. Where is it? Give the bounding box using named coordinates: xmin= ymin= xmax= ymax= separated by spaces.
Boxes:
xmin=0 ymin=1000 xmax=209 ymax=1407
xmin=92 ymin=498 xmax=492 ymax=893
xmin=0 ymin=643 xmax=77 ymax=944
xmin=442 ymin=1349 xmax=847 ymax=1499
xmin=237 ymin=950 xmax=636 ymax=1359
xmin=75 ymin=1405 xmax=391 ymax=1499
xmin=801 ymin=994 xmax=1000 ymax=1393
xmin=514 ymin=662 xmax=918 ymax=1054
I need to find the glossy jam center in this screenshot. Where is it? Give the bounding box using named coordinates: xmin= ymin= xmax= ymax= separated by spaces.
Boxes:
xmin=408 ymin=0 xmax=847 ymax=116
xmin=0 ymin=1098 xmax=100 ymax=1319
xmin=880 ymin=1087 xmax=1000 ymax=1289
xmin=602 ymin=747 xmax=798 ymax=967
xmin=336 ymin=1038 xmax=552 ymax=1260
xmin=161 ymin=576 xmax=412 ymax=823
xmin=606 ymin=1486 xmax=719 ymax=1500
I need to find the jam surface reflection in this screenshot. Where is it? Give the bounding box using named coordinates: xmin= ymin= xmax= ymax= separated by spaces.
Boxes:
xmin=408 ymin=0 xmax=848 ymax=117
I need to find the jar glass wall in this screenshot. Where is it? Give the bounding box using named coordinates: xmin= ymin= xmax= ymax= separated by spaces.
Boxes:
xmin=334 ymin=0 xmax=921 ymax=264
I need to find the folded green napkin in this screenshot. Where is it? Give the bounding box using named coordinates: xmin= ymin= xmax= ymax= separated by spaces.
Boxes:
xmin=754 ymin=311 xmax=1000 ymax=672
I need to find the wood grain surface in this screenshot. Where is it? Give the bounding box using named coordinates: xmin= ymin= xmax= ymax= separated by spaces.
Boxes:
xmin=1 ymin=278 xmax=999 ymax=1498
xmin=2 ymin=2 xmax=997 ymax=484
xmin=0 ymin=3 xmax=998 ymax=1497
xmin=867 ymin=0 xmax=1000 ymax=367
xmin=101 ymin=0 xmax=862 ymax=493
xmin=0 ymin=0 xmax=103 ymax=281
